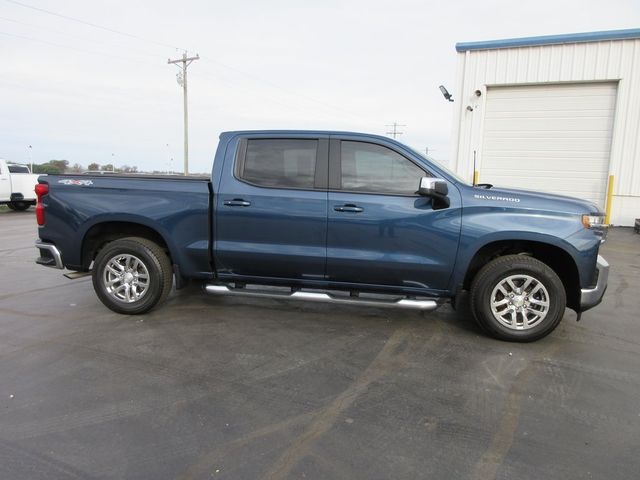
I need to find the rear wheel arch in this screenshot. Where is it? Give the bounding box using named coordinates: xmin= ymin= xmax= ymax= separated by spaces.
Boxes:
xmin=81 ymin=221 xmax=174 ymax=271
xmin=463 ymin=239 xmax=581 ymax=311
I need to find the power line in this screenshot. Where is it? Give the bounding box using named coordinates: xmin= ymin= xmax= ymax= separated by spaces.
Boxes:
xmin=3 ymin=0 xmax=386 ymax=133
xmin=0 ymin=28 xmax=354 ymax=123
xmin=2 ymin=0 xmax=379 ymax=128
xmin=385 ymin=122 xmax=406 ymax=139
xmin=3 ymin=0 xmax=184 ymax=51
xmin=195 ymin=64 xmax=349 ymax=119
xmin=198 ymin=56 xmax=380 ymax=127
xmin=0 ymin=30 xmax=155 ymax=62
xmin=0 ymin=15 xmax=161 ymax=58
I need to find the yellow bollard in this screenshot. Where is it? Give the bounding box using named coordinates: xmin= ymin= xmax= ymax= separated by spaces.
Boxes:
xmin=605 ymin=175 xmax=614 ymax=224
xmin=473 ymin=170 xmax=479 ymax=186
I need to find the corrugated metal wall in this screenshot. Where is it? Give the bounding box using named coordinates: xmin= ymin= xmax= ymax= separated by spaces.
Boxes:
xmin=451 ymin=39 xmax=640 ymax=225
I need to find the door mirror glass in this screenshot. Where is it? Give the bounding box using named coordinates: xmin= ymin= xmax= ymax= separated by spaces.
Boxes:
xmin=418 ymin=177 xmax=448 ymax=197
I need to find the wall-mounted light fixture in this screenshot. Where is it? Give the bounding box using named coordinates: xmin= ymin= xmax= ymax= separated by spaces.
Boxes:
xmin=439 ymin=85 xmax=454 ymax=102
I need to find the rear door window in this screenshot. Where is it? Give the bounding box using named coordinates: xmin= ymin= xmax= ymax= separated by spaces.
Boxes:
xmin=239 ymin=139 xmax=318 ymax=189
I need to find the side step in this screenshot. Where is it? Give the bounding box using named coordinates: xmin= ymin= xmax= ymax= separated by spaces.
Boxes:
xmin=204 ymin=284 xmax=439 ymax=311
xmin=64 ymin=271 xmax=92 ymax=280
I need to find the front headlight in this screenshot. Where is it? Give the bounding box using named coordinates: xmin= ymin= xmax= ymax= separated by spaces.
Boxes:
xmin=582 ymin=214 xmax=606 ymax=229
xmin=582 ymin=213 xmax=608 ymax=243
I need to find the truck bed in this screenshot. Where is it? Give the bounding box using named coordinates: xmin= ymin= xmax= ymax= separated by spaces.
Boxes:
xmin=38 ymin=174 xmax=213 ymax=279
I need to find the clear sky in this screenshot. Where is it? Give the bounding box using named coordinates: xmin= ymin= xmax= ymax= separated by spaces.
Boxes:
xmin=1 ymin=0 xmax=639 ymax=173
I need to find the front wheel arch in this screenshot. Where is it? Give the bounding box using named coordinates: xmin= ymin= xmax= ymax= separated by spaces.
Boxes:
xmin=462 ymin=240 xmax=580 ymax=311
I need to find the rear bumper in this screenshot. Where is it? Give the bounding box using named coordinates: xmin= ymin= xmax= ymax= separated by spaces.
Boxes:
xmin=35 ymin=240 xmax=64 ymax=269
xmin=580 ymin=255 xmax=609 ymax=311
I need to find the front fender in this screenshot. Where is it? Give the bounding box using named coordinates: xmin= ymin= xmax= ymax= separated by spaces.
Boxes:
xmin=450 ymin=206 xmax=599 ymax=291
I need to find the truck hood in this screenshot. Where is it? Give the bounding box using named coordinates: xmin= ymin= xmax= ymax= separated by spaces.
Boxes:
xmin=467 ymin=185 xmax=602 ymax=215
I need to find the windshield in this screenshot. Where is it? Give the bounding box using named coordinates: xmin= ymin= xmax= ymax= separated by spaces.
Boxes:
xmin=408 ymin=147 xmax=468 ymax=185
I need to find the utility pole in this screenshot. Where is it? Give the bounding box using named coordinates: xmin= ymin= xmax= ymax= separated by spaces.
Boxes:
xmin=27 ymin=145 xmax=32 ymax=172
xmin=385 ymin=122 xmax=406 ymax=139
xmin=168 ymin=52 xmax=199 ymax=176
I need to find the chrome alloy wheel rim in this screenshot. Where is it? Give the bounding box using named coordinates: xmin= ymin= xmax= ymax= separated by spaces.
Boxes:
xmin=103 ymin=254 xmax=150 ymax=303
xmin=490 ymin=274 xmax=550 ymax=330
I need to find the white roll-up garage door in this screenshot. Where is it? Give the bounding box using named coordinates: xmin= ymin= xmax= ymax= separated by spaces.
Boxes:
xmin=480 ymin=82 xmax=617 ymax=207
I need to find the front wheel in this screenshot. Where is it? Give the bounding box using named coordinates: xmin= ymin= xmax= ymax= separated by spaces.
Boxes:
xmin=92 ymin=237 xmax=173 ymax=314
xmin=470 ymin=255 xmax=566 ymax=342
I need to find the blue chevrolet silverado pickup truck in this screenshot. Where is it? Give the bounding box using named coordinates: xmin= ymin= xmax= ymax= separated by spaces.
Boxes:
xmin=34 ymin=130 xmax=609 ymax=342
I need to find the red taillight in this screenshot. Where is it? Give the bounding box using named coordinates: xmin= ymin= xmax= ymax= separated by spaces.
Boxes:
xmin=35 ymin=183 xmax=49 ymax=226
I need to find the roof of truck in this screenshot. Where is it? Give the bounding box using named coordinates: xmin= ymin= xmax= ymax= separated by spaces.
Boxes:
xmin=220 ymin=129 xmax=403 ymax=144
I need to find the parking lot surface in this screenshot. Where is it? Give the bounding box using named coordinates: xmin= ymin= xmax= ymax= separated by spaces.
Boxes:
xmin=1 ymin=209 xmax=639 ymax=480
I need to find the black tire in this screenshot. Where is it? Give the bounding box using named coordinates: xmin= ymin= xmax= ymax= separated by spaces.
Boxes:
xmin=92 ymin=237 xmax=173 ymax=314
xmin=470 ymin=255 xmax=566 ymax=342
xmin=9 ymin=202 xmax=30 ymax=211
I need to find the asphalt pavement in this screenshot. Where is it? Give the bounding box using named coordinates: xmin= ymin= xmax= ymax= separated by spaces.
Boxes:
xmin=1 ymin=208 xmax=639 ymax=480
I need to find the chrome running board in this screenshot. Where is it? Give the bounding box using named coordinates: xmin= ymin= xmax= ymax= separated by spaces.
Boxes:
xmin=64 ymin=271 xmax=92 ymax=280
xmin=204 ymin=284 xmax=439 ymax=311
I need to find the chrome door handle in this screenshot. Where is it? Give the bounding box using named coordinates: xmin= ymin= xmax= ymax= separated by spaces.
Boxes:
xmin=334 ymin=204 xmax=363 ymax=213
xmin=223 ymin=199 xmax=251 ymax=207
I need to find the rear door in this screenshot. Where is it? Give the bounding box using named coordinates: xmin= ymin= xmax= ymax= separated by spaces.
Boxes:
xmin=326 ymin=137 xmax=461 ymax=292
xmin=215 ymin=135 xmax=329 ymax=281
xmin=7 ymin=165 xmax=38 ymax=201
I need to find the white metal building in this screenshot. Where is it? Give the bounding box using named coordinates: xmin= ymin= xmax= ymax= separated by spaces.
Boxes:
xmin=450 ymin=28 xmax=640 ymax=225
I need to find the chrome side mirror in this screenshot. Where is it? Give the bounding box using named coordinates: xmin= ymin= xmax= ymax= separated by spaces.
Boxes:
xmin=418 ymin=177 xmax=448 ymax=197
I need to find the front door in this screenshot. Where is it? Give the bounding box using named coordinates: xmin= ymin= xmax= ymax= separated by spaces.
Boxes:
xmin=326 ymin=138 xmax=461 ymax=292
xmin=215 ymin=136 xmax=329 ymax=281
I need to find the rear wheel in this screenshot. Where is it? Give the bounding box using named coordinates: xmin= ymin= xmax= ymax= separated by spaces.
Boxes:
xmin=470 ymin=255 xmax=566 ymax=342
xmin=92 ymin=237 xmax=173 ymax=314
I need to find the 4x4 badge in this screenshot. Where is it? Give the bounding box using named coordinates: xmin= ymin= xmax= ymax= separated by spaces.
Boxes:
xmin=58 ymin=179 xmax=93 ymax=186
